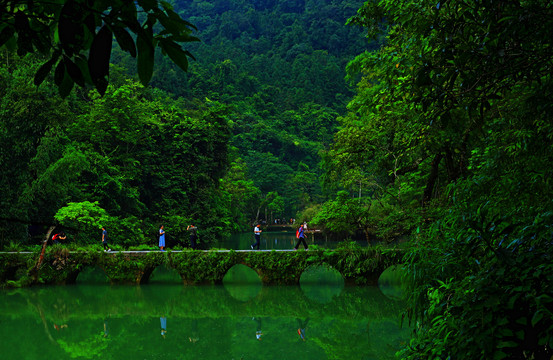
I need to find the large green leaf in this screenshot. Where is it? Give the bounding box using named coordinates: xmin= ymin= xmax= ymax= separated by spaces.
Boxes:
xmin=59 ymin=67 xmax=74 ymax=98
xmin=88 ymin=25 xmax=112 ymax=95
xmin=75 ymin=55 xmax=92 ymax=85
xmin=136 ymin=25 xmax=154 ymax=86
xmin=34 ymin=54 xmax=60 ymax=86
xmin=54 ymin=59 xmax=65 ymax=86
xmin=64 ymin=56 xmax=85 ymax=87
xmin=112 ymin=26 xmax=137 ymax=57
xmin=0 ymin=26 xmax=15 ymax=47
xmin=58 ymin=0 xmax=84 ymax=54
xmin=14 ymin=12 xmax=33 ymax=56
xmin=137 ymin=0 xmax=157 ymax=12
xmin=159 ymin=39 xmax=189 ymax=72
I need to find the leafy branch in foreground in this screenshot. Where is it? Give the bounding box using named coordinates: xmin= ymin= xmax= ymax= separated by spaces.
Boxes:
xmin=0 ymin=0 xmax=199 ymax=96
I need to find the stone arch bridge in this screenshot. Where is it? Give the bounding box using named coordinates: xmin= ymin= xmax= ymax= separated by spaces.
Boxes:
xmin=0 ymin=248 xmax=404 ymax=287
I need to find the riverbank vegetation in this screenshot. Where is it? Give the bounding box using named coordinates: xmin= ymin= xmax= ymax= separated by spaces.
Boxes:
xmin=326 ymin=1 xmax=553 ymax=359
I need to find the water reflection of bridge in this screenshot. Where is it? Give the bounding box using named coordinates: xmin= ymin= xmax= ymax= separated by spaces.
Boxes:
xmin=0 ymin=284 xmax=409 ymax=360
xmin=1 ymin=248 xmax=404 ymax=286
xmin=2 ymin=284 xmax=404 ymax=319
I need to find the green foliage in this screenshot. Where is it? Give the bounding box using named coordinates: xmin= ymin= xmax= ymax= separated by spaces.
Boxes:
xmin=1 ymin=0 xmax=370 ymax=239
xmin=54 ymin=201 xmax=110 ymax=243
xmin=335 ymin=0 xmax=553 ymax=358
xmin=131 ymin=0 xmax=368 ymax=221
xmin=219 ymin=155 xmax=262 ymax=231
xmin=0 ymin=66 xmax=232 ymax=248
xmin=57 ymin=335 xmax=108 ymax=359
xmin=312 ymin=190 xmax=417 ymax=242
xmin=0 ymin=0 xmax=198 ymax=96
xmin=401 ymin=212 xmax=553 ymax=359
xmin=295 ymin=203 xmax=322 ymax=224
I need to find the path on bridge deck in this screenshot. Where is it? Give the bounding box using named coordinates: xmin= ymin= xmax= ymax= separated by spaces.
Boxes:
xmin=0 ymin=249 xmax=304 ymax=254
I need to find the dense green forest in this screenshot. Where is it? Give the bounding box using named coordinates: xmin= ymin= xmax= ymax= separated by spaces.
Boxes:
xmin=325 ymin=1 xmax=553 ymax=359
xmin=1 ymin=0 xmax=370 ymax=247
xmin=2 ymin=0 xmax=553 ymax=358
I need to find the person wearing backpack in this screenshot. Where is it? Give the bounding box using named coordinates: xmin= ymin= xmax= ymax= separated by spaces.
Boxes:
xmin=294 ymin=223 xmax=308 ymax=251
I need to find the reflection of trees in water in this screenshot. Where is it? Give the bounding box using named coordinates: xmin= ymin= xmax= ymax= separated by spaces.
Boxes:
xmin=4 ymin=284 xmax=405 ymax=320
xmin=1 ymin=285 xmax=408 ymax=359
xmin=20 ymin=288 xmax=112 ymax=359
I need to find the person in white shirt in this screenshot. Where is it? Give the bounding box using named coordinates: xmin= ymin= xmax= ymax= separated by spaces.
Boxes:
xmin=252 ymin=224 xmax=262 ymax=250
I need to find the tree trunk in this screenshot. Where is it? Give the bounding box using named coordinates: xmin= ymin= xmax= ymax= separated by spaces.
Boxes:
xmin=422 ymin=153 xmax=443 ymax=206
xmin=255 ymin=207 xmax=261 ymax=225
xmin=31 ymin=225 xmax=56 ymax=281
xmin=363 ymin=228 xmax=370 ymax=245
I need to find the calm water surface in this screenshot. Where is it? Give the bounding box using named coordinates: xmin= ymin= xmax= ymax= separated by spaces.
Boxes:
xmin=215 ymin=231 xmax=367 ymax=250
xmin=0 ymin=266 xmax=408 ymax=359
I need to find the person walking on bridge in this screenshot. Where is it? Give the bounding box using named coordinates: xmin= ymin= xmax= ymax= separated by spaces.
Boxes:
xmin=101 ymin=226 xmax=111 ymax=252
xmin=187 ymin=224 xmax=198 ymax=250
xmin=294 ymin=223 xmax=308 ymax=251
xmin=251 ymin=224 xmax=262 ymax=250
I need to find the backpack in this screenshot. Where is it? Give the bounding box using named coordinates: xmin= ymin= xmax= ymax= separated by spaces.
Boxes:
xmin=296 ymin=227 xmax=301 ymax=238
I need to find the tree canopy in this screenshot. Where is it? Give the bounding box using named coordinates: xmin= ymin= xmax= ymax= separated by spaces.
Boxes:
xmin=0 ymin=0 xmax=199 ymax=96
xmin=315 ymin=0 xmax=553 ymax=358
xmin=1 ymin=0 xmax=370 ymax=246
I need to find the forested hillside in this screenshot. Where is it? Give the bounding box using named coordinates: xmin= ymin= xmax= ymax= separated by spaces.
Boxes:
xmin=0 ymin=0 xmax=369 ymax=247
xmin=120 ymin=0 xmax=371 ymax=220
xmin=1 ymin=0 xmax=552 ymax=357
xmin=314 ymin=1 xmax=553 ymax=359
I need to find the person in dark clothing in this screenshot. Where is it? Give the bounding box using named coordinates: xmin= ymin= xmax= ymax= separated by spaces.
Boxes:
xmin=294 ymin=224 xmax=308 ymax=250
xmin=187 ymin=224 xmax=198 ymax=249
xmin=101 ymin=227 xmax=111 ymax=252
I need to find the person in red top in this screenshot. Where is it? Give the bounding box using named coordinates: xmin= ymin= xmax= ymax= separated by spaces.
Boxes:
xmin=294 ymin=224 xmax=308 ymax=250
xmin=52 ymin=232 xmax=66 ymax=244
xmin=296 ymin=318 xmax=309 ymax=341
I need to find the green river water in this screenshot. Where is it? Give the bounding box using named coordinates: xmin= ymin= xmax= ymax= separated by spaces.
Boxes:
xmin=214 ymin=230 xmax=366 ymax=250
xmin=0 ymin=264 xmax=409 ymax=359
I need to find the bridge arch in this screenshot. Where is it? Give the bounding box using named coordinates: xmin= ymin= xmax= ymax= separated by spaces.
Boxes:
xmin=1 ymin=248 xmax=405 ymax=287
xmin=146 ymin=264 xmax=182 ymax=284
xmin=223 ymin=264 xmax=263 ymax=301
xmin=73 ymin=266 xmax=110 ymax=284
xmin=299 ymin=264 xmax=344 ymax=303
